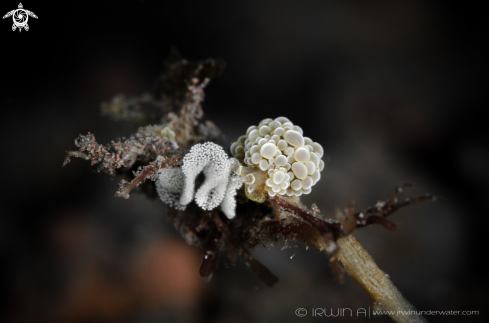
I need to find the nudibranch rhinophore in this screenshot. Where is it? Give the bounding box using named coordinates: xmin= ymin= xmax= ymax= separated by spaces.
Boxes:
xmin=230 ymin=117 xmax=324 ymax=202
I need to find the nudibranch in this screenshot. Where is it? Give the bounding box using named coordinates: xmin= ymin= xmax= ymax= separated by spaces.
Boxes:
xmin=230 ymin=117 xmax=324 ymax=202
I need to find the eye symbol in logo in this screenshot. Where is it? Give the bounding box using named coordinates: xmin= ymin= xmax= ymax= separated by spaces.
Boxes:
xmin=3 ymin=3 xmax=38 ymax=32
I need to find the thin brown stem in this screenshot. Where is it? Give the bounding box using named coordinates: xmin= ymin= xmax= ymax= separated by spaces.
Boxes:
xmin=116 ymin=151 xmax=187 ymax=199
xmin=338 ymin=235 xmax=427 ymax=323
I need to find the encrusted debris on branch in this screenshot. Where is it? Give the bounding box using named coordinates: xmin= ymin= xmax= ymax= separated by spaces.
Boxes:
xmin=116 ymin=151 xmax=187 ymax=199
xmin=63 ymin=51 xmax=439 ymax=322
xmin=63 ymin=127 xmax=177 ymax=174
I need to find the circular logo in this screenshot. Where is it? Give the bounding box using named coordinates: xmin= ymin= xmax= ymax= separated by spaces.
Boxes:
xmin=13 ymin=10 xmax=27 ymax=27
xmin=295 ymin=308 xmax=307 ymax=317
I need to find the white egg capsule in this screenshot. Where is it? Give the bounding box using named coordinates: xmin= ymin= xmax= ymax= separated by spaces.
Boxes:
xmin=273 ymin=171 xmax=286 ymax=184
xmin=250 ymin=145 xmax=259 ymax=154
xmin=248 ymin=129 xmax=260 ymax=142
xmin=291 ymin=179 xmax=302 ymax=191
xmin=277 ymin=139 xmax=288 ymax=150
xmin=312 ymin=142 xmax=324 ymax=158
xmin=260 ymin=143 xmax=277 ymax=159
xmin=294 ymin=147 xmax=310 ymax=163
xmin=287 ymin=172 xmax=295 ymax=181
xmin=259 ymin=126 xmax=271 ymax=136
xmin=283 ymin=121 xmax=294 ymax=129
xmin=302 ymin=176 xmax=313 ymax=190
xmin=246 ymin=125 xmax=257 ymax=135
xmin=269 ymin=120 xmax=282 ymax=130
xmin=284 ymin=130 xmax=304 ymax=147
xmin=274 ymin=155 xmax=287 ymax=167
xmin=293 ymin=125 xmax=303 ymax=135
xmin=259 ymin=118 xmax=273 ymax=126
xmin=274 ymin=127 xmax=285 ymax=136
xmin=251 ymin=152 xmax=262 ymax=164
xmin=292 ymin=162 xmax=308 ymax=179
xmin=311 ymin=170 xmax=320 ymax=184
xmin=274 ymin=116 xmax=291 ymax=123
xmin=287 ymin=154 xmax=296 ymax=164
xmin=319 ymin=159 xmax=325 ymax=172
xmin=305 ymin=161 xmax=316 ymax=175
xmin=235 ymin=146 xmax=244 ymax=155
xmin=284 ymin=147 xmax=295 ymax=156
xmin=259 ymin=160 xmax=269 ymax=171
xmin=271 ymin=135 xmax=281 ymax=143
xmin=258 ymin=138 xmax=268 ymax=146
xmin=309 ymin=152 xmax=319 ymax=167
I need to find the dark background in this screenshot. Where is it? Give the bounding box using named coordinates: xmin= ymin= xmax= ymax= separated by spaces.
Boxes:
xmin=1 ymin=1 xmax=487 ymax=322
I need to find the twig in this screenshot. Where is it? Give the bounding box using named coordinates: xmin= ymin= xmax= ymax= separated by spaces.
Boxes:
xmin=115 ymin=151 xmax=187 ymax=199
xmin=338 ymin=235 xmax=427 ymax=323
